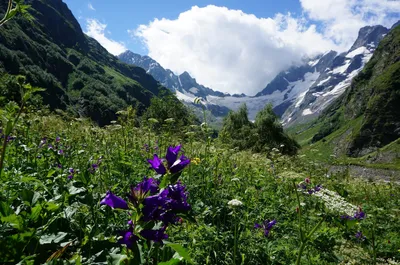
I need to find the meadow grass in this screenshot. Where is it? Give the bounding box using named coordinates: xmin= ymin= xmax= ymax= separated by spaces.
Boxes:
xmin=0 ymin=112 xmax=399 ymax=265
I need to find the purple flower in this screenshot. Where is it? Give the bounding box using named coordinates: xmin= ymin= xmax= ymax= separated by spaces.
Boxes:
xmin=129 ymin=177 xmax=160 ymax=206
xmin=147 ymin=154 xmax=166 ymax=175
xmin=100 ymin=191 xmax=129 ymax=209
xmin=354 ymin=209 xmax=365 ymax=220
xmin=68 ymin=168 xmax=77 ymax=179
xmin=314 ymin=184 xmax=322 ymax=192
xmin=141 ymin=183 xmax=190 ymax=224
xmin=355 ymin=231 xmax=366 ymax=241
xmin=255 ymin=219 xmax=277 ymax=237
xmin=166 ymin=145 xmax=181 ymax=168
xmin=57 ymin=149 xmax=64 ymax=155
xmin=39 ymin=137 xmax=47 ymax=148
xmin=143 ymin=144 xmax=150 ymax=152
xmin=142 ymin=189 xmax=171 ymax=222
xmin=169 ymin=155 xmax=190 ymax=174
xmin=56 ymin=136 xmax=61 ymax=143
xmin=135 ymin=177 xmax=159 ymax=194
xmin=48 ymin=144 xmax=54 ymax=150
xmin=140 ymin=227 xmax=168 ymax=243
xmin=167 ymin=182 xmax=190 ymax=212
xmin=119 ymin=229 xmax=139 ymax=249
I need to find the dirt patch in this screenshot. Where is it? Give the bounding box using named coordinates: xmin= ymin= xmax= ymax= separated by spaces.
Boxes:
xmin=328 ymin=165 xmax=400 ymax=182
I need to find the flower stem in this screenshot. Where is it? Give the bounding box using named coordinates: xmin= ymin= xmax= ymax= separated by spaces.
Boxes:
xmin=295 ymin=241 xmax=306 ymax=265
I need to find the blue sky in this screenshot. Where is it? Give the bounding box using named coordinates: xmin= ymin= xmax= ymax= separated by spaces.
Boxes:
xmin=63 ymin=0 xmax=400 ymax=94
xmin=64 ymin=0 xmax=303 ymax=54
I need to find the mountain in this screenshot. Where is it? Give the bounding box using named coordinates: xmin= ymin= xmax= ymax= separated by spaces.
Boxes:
xmin=0 ymin=0 xmax=172 ymax=125
xmin=295 ymin=23 xmax=400 ymax=158
xmin=255 ymin=25 xmax=389 ymax=126
xmin=118 ymin=51 xmax=231 ymax=118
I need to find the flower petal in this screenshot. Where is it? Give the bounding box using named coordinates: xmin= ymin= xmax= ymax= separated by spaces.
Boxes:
xmin=100 ymin=191 xmax=128 ymax=209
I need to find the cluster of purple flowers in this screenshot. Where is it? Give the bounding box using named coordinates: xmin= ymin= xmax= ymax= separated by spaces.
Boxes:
xmin=254 ymin=219 xmax=277 ymax=237
xmin=68 ymin=168 xmax=78 ymax=180
xmin=100 ymin=177 xmax=191 ymax=247
xmin=38 ymin=136 xmax=65 ymax=155
xmin=340 ymin=208 xmax=366 ymax=221
xmin=147 ymin=145 xmax=190 ymax=175
xmin=298 ymin=178 xmax=322 ymax=195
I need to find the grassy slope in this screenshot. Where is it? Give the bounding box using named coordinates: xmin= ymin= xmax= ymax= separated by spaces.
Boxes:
xmin=287 ymin=25 xmax=400 ymax=170
xmin=0 ymin=0 xmax=171 ymax=125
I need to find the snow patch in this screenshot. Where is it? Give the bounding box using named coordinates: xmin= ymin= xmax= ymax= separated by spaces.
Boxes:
xmin=332 ymin=60 xmax=351 ymax=74
xmin=346 ymin=46 xmax=368 ymax=58
xmin=302 ymin=108 xmax=313 ymax=116
xmin=308 ymin=59 xmax=320 ymax=67
xmin=317 ymin=76 xmax=331 ymax=86
xmin=189 ymin=87 xmax=199 ymax=94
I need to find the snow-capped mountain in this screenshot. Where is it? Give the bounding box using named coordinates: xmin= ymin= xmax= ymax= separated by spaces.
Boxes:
xmin=118 ymin=51 xmax=231 ymax=118
xmin=118 ymin=23 xmax=390 ymax=126
xmin=280 ymin=25 xmax=389 ymax=126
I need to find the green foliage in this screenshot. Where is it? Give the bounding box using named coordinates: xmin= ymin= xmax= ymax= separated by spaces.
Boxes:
xmin=0 ymin=112 xmax=399 ymax=264
xmin=297 ymin=24 xmax=400 ymax=159
xmin=0 ymin=0 xmax=173 ymax=125
xmin=220 ymin=104 xmax=299 ymax=155
xmin=142 ymin=92 xmax=199 ymax=133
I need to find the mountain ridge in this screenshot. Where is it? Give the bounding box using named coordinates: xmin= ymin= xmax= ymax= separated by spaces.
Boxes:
xmin=0 ymin=0 xmax=174 ymax=125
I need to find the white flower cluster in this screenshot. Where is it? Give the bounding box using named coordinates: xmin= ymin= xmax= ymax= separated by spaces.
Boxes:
xmin=312 ymin=188 xmax=358 ymax=216
xmin=228 ymin=199 xmax=243 ymax=207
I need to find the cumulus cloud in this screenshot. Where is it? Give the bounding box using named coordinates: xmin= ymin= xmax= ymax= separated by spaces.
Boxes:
xmin=134 ymin=6 xmax=337 ymax=95
xmin=85 ymin=19 xmax=127 ymax=56
xmin=132 ymin=2 xmax=399 ymax=95
xmin=300 ymin=0 xmax=400 ymax=49
xmin=88 ymin=3 xmax=95 ymax=11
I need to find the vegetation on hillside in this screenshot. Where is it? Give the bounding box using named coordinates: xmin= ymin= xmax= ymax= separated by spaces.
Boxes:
xmin=0 ymin=0 xmax=172 ymax=125
xmin=292 ymin=24 xmax=400 ymax=160
xmin=220 ymin=104 xmax=300 ymax=155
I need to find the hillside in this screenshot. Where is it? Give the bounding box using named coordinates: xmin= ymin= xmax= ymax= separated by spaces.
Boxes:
xmin=292 ymin=24 xmax=400 ymax=165
xmin=0 ymin=0 xmax=171 ymax=125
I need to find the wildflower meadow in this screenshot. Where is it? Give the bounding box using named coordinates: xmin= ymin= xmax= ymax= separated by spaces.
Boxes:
xmin=0 ymin=108 xmax=399 ymax=265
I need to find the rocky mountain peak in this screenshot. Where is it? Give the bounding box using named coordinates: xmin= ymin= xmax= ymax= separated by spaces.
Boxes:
xmin=349 ymin=25 xmax=388 ymax=52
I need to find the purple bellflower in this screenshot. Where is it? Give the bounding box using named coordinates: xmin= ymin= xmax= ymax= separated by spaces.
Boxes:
xmin=255 ymin=219 xmax=277 ymax=237
xmin=100 ymin=191 xmax=129 ymax=209
xmin=147 ymin=145 xmax=190 ymax=175
xmin=147 ymin=154 xmax=167 ymax=175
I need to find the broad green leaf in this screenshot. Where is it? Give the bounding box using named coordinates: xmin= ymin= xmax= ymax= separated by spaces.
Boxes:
xmin=39 ymin=232 xmax=68 ymax=244
xmin=1 ymin=214 xmax=24 ymax=230
xmin=47 ymin=170 xmax=56 ymax=178
xmin=107 ymin=253 xmax=128 ymax=265
xmin=166 ymin=243 xmax=194 ymax=264
xmin=30 ymin=204 xmax=42 ymax=222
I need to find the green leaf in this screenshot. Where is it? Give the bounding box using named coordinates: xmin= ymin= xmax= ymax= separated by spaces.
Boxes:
xmin=131 ymin=242 xmax=144 ymax=264
xmin=166 ymin=243 xmax=194 ymax=264
xmin=158 ymin=258 xmax=181 ymax=265
xmin=39 ymin=232 xmax=68 ymax=245
xmin=30 ymin=204 xmax=42 ymax=222
xmin=47 ymin=170 xmax=56 ymax=178
xmin=1 ymin=214 xmax=24 ymax=230
xmin=107 ymin=253 xmax=128 ymax=265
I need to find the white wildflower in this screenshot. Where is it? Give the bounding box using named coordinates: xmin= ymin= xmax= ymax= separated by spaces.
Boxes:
xmin=228 ymin=199 xmax=243 ymax=207
xmin=312 ymin=188 xmax=358 ymax=216
xmin=231 ymin=178 xmax=240 ymax=182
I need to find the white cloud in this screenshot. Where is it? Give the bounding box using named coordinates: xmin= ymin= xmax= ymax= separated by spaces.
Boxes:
xmin=88 ymin=3 xmax=95 ymax=11
xmin=300 ymin=0 xmax=400 ymax=49
xmin=85 ymin=19 xmax=127 ymax=56
xmin=134 ymin=6 xmax=337 ymax=95
xmin=132 ymin=2 xmax=399 ymax=95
